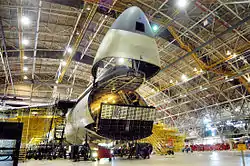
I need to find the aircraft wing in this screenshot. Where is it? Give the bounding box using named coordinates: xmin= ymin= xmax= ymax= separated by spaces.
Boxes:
xmin=0 ymin=100 xmax=77 ymax=112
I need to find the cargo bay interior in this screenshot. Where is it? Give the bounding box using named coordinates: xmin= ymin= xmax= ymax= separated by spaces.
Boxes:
xmin=0 ymin=0 xmax=250 ymax=166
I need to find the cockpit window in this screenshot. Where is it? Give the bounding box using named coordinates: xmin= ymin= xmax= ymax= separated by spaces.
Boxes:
xmin=136 ymin=22 xmax=145 ymax=32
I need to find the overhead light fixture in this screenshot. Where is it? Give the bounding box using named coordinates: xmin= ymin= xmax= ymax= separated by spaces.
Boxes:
xmin=23 ymin=56 xmax=28 ymax=60
xmin=86 ymin=7 xmax=91 ymax=11
xmin=181 ymin=74 xmax=188 ymax=81
xmin=66 ymin=47 xmax=72 ymax=53
xmin=22 ymin=39 xmax=29 ymax=46
xmin=61 ymin=61 xmax=67 ymax=66
xmin=21 ymin=16 xmax=30 ymax=25
xmin=55 ymin=80 xmax=59 ymax=84
xmin=232 ymin=53 xmax=237 ymax=58
xmin=23 ymin=66 xmax=28 ymax=71
xmin=170 ymin=80 xmax=173 ymax=84
xmin=226 ymin=50 xmax=231 ymax=56
xmin=203 ymin=19 xmax=209 ymax=26
xmin=235 ymin=107 xmax=240 ymax=112
xmin=152 ymin=24 xmax=159 ymax=32
xmin=76 ymin=31 xmax=80 ymax=35
xmin=193 ymin=67 xmax=197 ymax=72
xmin=177 ymin=0 xmax=188 ymax=9
xmin=118 ymin=58 xmax=124 ymax=64
xmin=200 ymin=86 xmax=203 ymax=90
xmin=23 ymin=75 xmax=28 ymax=79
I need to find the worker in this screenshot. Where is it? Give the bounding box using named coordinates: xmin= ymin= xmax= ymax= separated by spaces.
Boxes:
xmin=144 ymin=145 xmax=150 ymax=159
xmin=128 ymin=143 xmax=136 ymax=159
xmin=141 ymin=144 xmax=150 ymax=159
xmin=147 ymin=144 xmax=152 ymax=159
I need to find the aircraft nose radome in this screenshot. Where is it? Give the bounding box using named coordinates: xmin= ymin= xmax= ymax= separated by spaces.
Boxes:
xmin=111 ymin=6 xmax=154 ymax=37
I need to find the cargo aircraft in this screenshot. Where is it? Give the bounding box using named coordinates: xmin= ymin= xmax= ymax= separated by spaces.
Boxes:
xmin=2 ymin=6 xmax=161 ymax=144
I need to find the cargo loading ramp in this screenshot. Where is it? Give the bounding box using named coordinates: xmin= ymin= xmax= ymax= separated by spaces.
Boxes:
xmin=97 ymin=104 xmax=156 ymax=140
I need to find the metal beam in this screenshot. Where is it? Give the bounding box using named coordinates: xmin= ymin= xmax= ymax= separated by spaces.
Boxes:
xmin=158 ymin=95 xmax=250 ymax=120
xmin=225 ymin=1 xmax=250 ymax=5
xmin=17 ymin=2 xmax=25 ymax=76
xmin=56 ymin=4 xmax=97 ymax=83
xmin=0 ymin=17 xmax=15 ymax=96
xmin=32 ymin=1 xmax=42 ymax=80
xmin=30 ymin=1 xmax=42 ymax=105
xmin=66 ymin=0 xmax=119 ymax=83
xmin=160 ymin=15 xmax=250 ymax=72
xmin=0 ymin=5 xmax=81 ymax=14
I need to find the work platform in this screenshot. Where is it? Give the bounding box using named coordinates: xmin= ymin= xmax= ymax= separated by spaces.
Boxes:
xmin=18 ymin=151 xmax=250 ymax=166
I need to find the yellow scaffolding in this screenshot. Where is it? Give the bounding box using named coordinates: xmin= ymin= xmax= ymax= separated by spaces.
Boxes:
xmin=1 ymin=108 xmax=63 ymax=161
xmin=140 ymin=123 xmax=185 ymax=154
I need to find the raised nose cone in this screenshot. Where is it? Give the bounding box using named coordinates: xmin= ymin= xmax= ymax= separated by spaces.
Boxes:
xmin=111 ymin=6 xmax=154 ymax=37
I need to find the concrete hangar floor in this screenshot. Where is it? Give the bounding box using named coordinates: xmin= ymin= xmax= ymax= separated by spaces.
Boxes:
xmin=18 ymin=151 xmax=250 ymax=166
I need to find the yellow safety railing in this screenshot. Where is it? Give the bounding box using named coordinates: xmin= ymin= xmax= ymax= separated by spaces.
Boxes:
xmin=2 ymin=109 xmax=64 ymax=160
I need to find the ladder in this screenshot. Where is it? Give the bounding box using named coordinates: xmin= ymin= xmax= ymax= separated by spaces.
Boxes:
xmin=18 ymin=119 xmax=29 ymax=162
xmin=54 ymin=117 xmax=66 ymax=141
xmin=18 ymin=146 xmax=27 ymax=162
xmin=147 ymin=134 xmax=167 ymax=154
xmin=140 ymin=124 xmax=185 ymax=154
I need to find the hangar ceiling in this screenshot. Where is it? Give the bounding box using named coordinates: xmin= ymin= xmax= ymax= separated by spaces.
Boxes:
xmin=0 ymin=0 xmax=250 ymax=136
